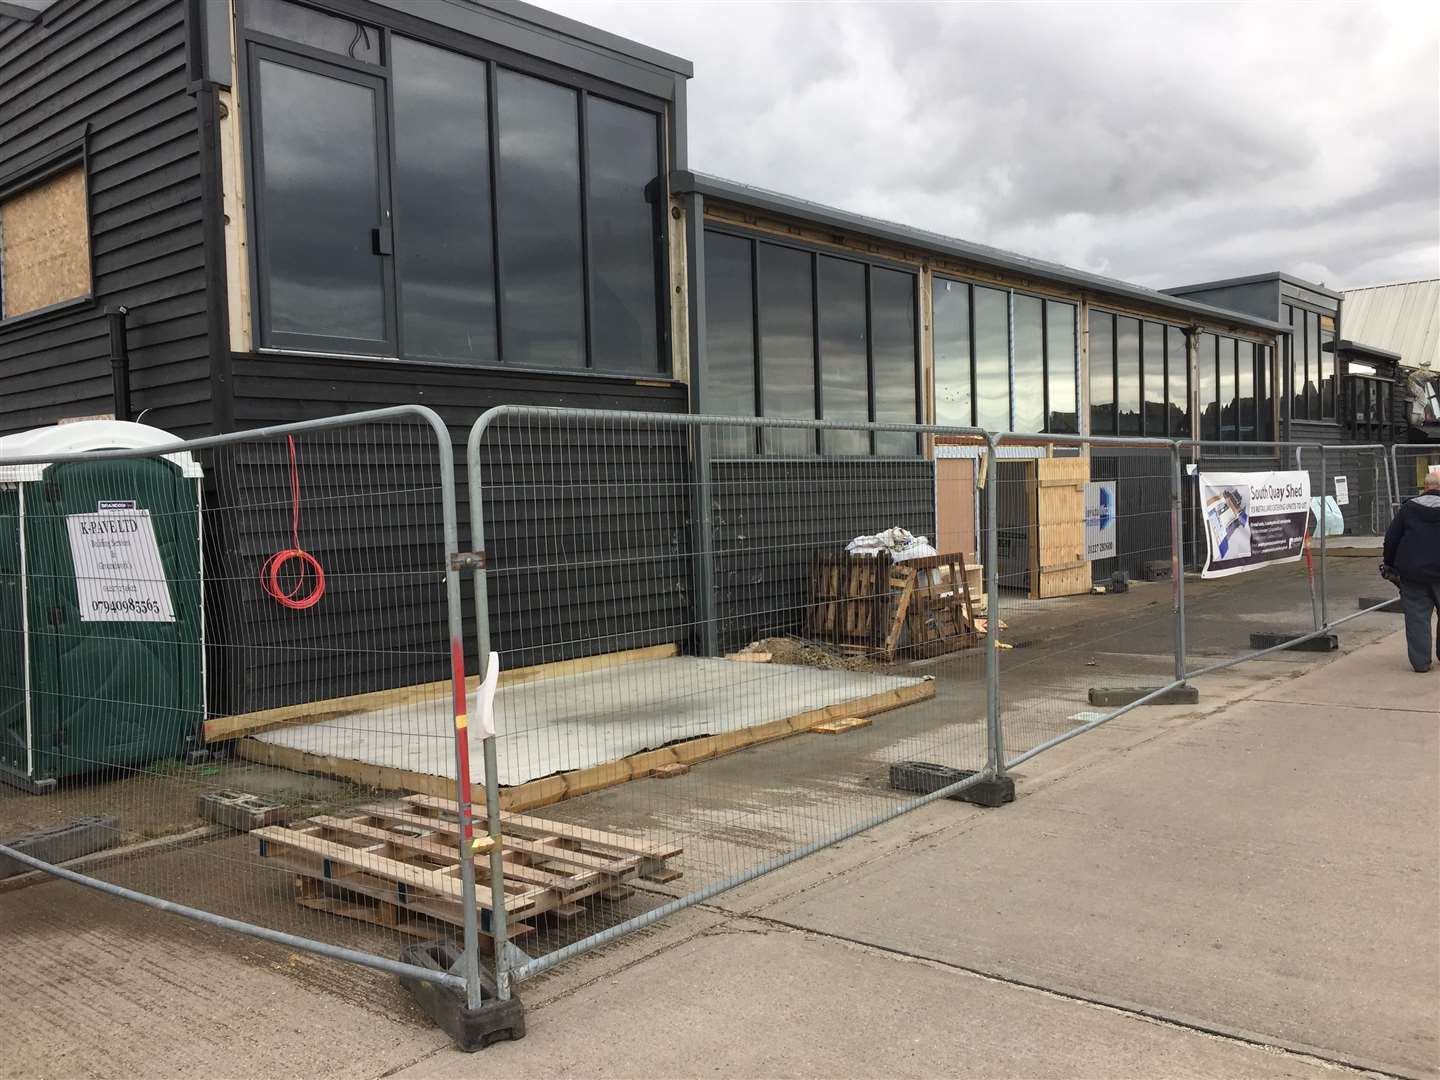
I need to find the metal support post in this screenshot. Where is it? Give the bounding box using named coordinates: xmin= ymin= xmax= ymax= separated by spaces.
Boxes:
xmin=1318 ymin=445 xmax=1329 ymax=629
xmin=692 ymin=426 xmax=718 ymax=657
xmin=983 ymin=433 xmax=1004 ymax=776
xmin=1170 ymin=441 xmax=1186 ymax=684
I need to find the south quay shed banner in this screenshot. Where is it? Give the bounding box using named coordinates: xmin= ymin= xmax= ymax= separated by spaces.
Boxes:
xmin=1199 ymin=471 xmax=1311 ymax=580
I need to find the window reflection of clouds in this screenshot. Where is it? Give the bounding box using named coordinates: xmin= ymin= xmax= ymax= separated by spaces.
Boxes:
xmin=758 ymin=243 xmax=815 ymax=455
xmin=1012 ymin=294 xmax=1044 ymax=433
xmin=588 ymin=97 xmax=659 ymax=373
xmin=1167 ymin=327 xmax=1189 ymax=437
xmin=872 ymin=267 xmax=916 ymax=455
xmin=1198 ymin=333 xmax=1218 ymax=440
xmin=1142 ymin=321 xmax=1164 ymax=436
xmin=257 ymin=60 xmax=386 ymax=342
xmin=818 ymin=256 xmax=869 ymax=455
xmin=1045 ymin=300 xmax=1076 ymax=434
xmin=1089 ymin=310 xmax=1113 ymax=436
xmin=497 ymin=69 xmax=585 ymax=368
xmin=703 ymin=232 xmax=756 ymax=455
xmin=391 ymin=38 xmax=494 ymax=362
xmin=1115 ymin=316 xmax=1140 ymax=436
xmin=933 ymin=279 xmax=971 ymax=428
xmin=972 ymin=285 xmax=1009 ymax=431
xmin=1237 ymin=340 xmax=1255 ymax=440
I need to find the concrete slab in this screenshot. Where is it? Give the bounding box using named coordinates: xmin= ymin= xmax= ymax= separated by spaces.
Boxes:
xmin=253 ymin=657 xmax=925 ymax=787
xmin=401 ymin=926 xmax=1364 ymax=1080
xmin=1249 ymin=628 xmax=1440 ymax=712
xmin=762 ymin=662 xmax=1440 ymax=1077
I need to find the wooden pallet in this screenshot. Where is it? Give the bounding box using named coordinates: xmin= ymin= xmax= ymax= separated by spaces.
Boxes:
xmin=808 ymin=550 xmax=982 ymax=660
xmin=256 ymin=797 xmax=684 ymax=937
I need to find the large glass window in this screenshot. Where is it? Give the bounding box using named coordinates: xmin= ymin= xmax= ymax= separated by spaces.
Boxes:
xmin=1304 ymin=310 xmax=1320 ymax=419
xmin=587 ymin=97 xmax=660 ymax=372
xmin=973 ymin=286 xmax=1010 ymax=431
xmin=244 ymin=23 xmax=666 ymax=372
xmin=702 ymin=229 xmax=919 ymax=455
xmin=1115 ymin=316 xmax=1141 ymax=436
xmin=702 ymin=232 xmax=756 ymax=454
xmin=1319 ymin=320 xmax=1336 ymax=418
xmin=496 ymin=70 xmax=585 ymax=368
xmin=1089 ymin=310 xmax=1115 ymax=435
xmin=1045 ymin=300 xmax=1077 ymax=434
xmin=1012 ymin=295 xmax=1045 ymax=433
xmin=1286 ymin=305 xmax=1302 ymax=419
xmin=1198 ymin=333 xmax=1218 ymax=440
xmin=1237 ymin=340 xmax=1256 ymax=441
xmin=1142 ymin=322 xmax=1165 ymax=435
xmin=251 ymin=54 xmax=390 ymax=352
xmin=1258 ymin=345 xmax=1274 ymax=440
xmin=1218 ymin=336 xmax=1235 ymax=440
xmin=818 ymin=255 xmax=869 ymax=454
xmin=391 ymin=38 xmax=494 ymax=363
xmin=758 ymin=242 xmax=816 ymax=455
xmin=1167 ymin=327 xmax=1189 ymax=437
xmin=933 ymin=278 xmax=971 ymax=427
xmin=871 ymin=267 xmax=918 ymax=454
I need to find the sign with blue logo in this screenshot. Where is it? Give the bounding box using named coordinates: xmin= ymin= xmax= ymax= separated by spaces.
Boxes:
xmin=1085 ymin=481 xmax=1117 ymax=561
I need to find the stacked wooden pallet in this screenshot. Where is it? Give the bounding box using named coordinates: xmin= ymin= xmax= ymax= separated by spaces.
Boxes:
xmin=255 ymin=795 xmax=682 ymax=941
xmin=807 ymin=551 xmax=982 ymax=660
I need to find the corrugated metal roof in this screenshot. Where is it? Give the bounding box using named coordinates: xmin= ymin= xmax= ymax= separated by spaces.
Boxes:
xmin=1341 ymin=279 xmax=1440 ymax=371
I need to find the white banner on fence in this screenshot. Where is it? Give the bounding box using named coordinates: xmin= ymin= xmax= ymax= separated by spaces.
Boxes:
xmin=66 ymin=509 xmax=176 ymax=621
xmin=1084 ymin=481 xmax=1117 ymax=561
xmin=1199 ymin=471 xmax=1311 ymax=579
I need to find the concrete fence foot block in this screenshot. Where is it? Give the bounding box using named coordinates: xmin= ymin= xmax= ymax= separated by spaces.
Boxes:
xmin=1088 ymin=685 xmax=1201 ymax=707
xmin=1249 ymin=632 xmax=1339 ymax=652
xmin=0 ymin=815 xmax=120 ymax=879
xmin=888 ymin=761 xmax=1014 ymax=807
xmin=398 ymin=941 xmax=524 ymax=1052
xmin=1358 ymin=596 xmax=1402 ymax=613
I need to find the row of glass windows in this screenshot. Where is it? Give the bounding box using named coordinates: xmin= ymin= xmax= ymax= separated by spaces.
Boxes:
xmin=703 ymin=230 xmax=920 ymax=455
xmin=1196 ymin=332 xmax=1275 ymax=443
xmin=246 ymin=0 xmax=663 ymax=372
xmin=1089 ymin=312 xmax=1189 ymax=438
xmin=1286 ymin=304 xmax=1337 ymax=422
xmin=934 ymin=280 xmax=1079 ymax=434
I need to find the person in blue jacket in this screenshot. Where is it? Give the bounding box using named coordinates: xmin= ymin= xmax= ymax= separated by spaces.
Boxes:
xmin=1383 ymin=472 xmax=1440 ymax=672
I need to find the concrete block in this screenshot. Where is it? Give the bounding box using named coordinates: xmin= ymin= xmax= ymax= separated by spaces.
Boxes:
xmin=197 ymin=790 xmax=288 ymax=832
xmin=1139 ymin=559 xmax=1172 ymax=582
xmin=1358 ymin=596 xmax=1402 ymax=613
xmin=0 ymin=816 xmax=120 ymax=879
xmin=888 ymin=761 xmax=1014 ymax=807
xmin=1088 ymin=685 xmax=1200 ymax=707
xmin=398 ymin=941 xmax=524 ymax=1052
xmin=1249 ymin=632 xmax=1339 ymax=653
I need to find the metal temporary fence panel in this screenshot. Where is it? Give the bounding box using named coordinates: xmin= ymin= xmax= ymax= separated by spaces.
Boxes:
xmin=465 ymin=409 xmax=1004 ymax=994
xmin=0 ymin=406 xmax=478 ymax=996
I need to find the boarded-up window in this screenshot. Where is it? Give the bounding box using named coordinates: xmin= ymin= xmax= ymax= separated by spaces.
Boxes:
xmin=0 ymin=165 xmax=91 ymax=320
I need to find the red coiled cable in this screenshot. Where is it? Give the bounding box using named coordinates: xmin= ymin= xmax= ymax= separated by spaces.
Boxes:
xmin=260 ymin=435 xmax=326 ymax=610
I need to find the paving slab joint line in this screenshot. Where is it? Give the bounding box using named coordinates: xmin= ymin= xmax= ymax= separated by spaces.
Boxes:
xmin=741 ymin=913 xmax=1417 ymax=1080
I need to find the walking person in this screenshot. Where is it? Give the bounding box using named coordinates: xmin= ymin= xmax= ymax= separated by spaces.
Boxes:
xmin=1383 ymin=472 xmax=1440 ymax=672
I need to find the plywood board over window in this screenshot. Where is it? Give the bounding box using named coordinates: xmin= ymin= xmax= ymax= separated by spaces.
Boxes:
xmin=0 ymin=164 xmax=91 ymax=320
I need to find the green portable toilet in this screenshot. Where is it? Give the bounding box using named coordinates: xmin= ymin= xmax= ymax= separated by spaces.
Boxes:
xmin=0 ymin=421 xmax=204 ymax=792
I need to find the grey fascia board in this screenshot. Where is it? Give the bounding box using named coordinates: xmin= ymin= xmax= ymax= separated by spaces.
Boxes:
xmin=1164 ymin=271 xmax=1342 ymax=302
xmin=1332 ymin=338 xmax=1402 ymax=363
xmin=674 ymin=171 xmax=1289 ymax=336
xmin=0 ymin=0 xmax=47 ymax=22
xmin=363 ymin=0 xmax=692 ymax=98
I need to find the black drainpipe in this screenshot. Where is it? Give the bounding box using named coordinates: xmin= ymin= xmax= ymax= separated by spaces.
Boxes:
xmin=107 ymin=306 xmax=131 ymax=422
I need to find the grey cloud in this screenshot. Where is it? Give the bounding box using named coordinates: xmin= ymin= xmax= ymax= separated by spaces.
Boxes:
xmin=543 ymin=0 xmax=1439 ymax=290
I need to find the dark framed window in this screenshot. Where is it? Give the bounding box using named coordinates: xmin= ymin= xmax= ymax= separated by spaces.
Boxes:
xmin=1089 ymin=309 xmax=1115 ymax=435
xmin=1237 ymin=340 xmax=1256 ymax=441
xmin=1318 ymin=319 xmax=1336 ymax=419
xmin=934 ymin=278 xmax=1075 ymax=435
xmin=241 ymin=0 xmax=667 ymax=373
xmin=1304 ymin=310 xmax=1320 ymax=419
xmin=701 ymin=227 xmax=920 ymax=456
xmin=1115 ymin=316 xmax=1141 ymax=436
xmin=1142 ymin=321 xmax=1165 ymax=435
xmin=1217 ymin=336 xmax=1235 ymax=441
xmin=1166 ymin=326 xmax=1189 ymax=438
xmin=1198 ymin=332 xmax=1219 ymax=440
xmin=249 ymin=48 xmax=394 ymax=355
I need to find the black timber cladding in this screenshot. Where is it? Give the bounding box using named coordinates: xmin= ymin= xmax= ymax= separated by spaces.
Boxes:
xmin=0 ymin=0 xmax=212 ymax=438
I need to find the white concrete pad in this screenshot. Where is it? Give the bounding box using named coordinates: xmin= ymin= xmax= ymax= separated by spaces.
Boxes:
xmin=253 ymin=657 xmax=925 ymax=787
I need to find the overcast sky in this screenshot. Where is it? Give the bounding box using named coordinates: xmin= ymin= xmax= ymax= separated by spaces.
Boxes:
xmin=542 ymin=0 xmax=1439 ymax=292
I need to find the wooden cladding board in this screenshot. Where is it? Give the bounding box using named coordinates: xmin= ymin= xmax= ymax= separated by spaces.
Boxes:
xmin=1035 ymin=456 xmax=1090 ymax=599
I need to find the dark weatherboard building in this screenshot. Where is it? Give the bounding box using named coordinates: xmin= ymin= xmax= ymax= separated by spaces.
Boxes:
xmin=0 ymin=0 xmax=1394 ymax=716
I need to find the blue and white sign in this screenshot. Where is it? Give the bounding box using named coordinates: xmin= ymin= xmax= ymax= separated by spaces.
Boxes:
xmin=1084 ymin=481 xmax=1117 ymax=561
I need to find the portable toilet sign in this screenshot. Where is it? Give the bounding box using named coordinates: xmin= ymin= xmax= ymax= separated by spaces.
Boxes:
xmin=0 ymin=421 xmax=204 ymax=792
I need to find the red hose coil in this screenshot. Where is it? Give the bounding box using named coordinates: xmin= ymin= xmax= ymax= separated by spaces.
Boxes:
xmin=260 ymin=435 xmax=326 ymax=610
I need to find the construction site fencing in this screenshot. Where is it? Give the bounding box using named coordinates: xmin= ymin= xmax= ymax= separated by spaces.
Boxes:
xmin=2 ymin=402 xmax=1424 ymax=1036
xmin=0 ymin=406 xmax=481 ymax=1000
